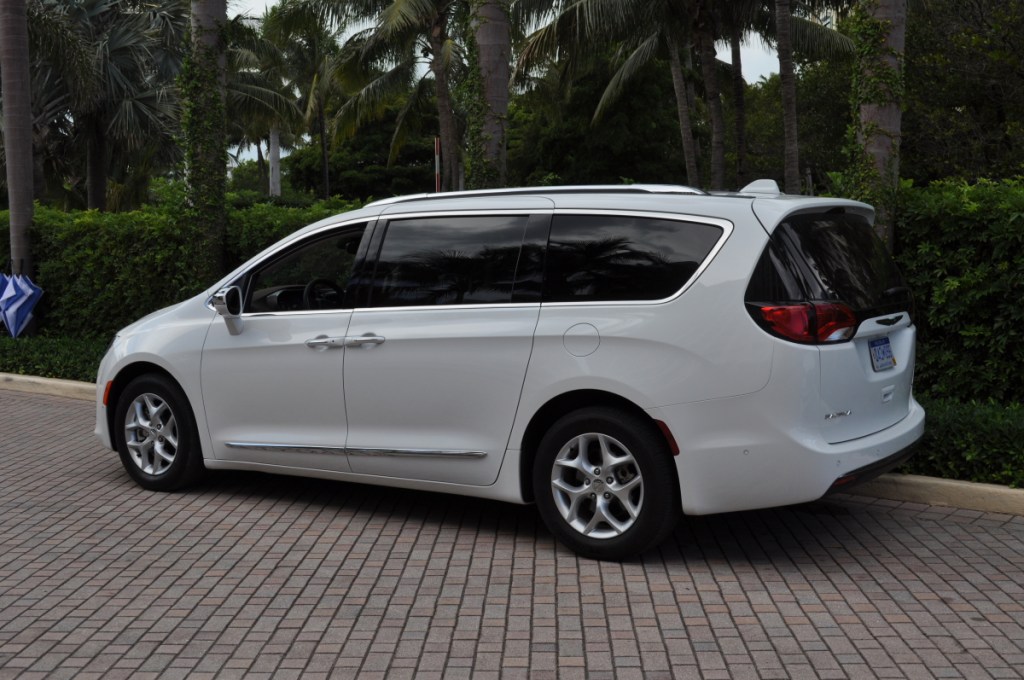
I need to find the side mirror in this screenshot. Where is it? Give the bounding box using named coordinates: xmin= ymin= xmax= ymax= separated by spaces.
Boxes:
xmin=212 ymin=286 xmax=243 ymax=335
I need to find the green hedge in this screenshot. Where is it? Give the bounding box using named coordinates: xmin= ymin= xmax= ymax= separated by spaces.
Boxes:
xmin=896 ymin=179 xmax=1024 ymax=403
xmin=1 ymin=196 xmax=359 ymax=341
xmin=901 ymin=396 xmax=1024 ymax=488
xmin=0 ymin=336 xmax=109 ymax=382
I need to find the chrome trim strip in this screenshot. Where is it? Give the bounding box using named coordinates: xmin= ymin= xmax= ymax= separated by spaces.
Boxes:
xmin=225 ymin=442 xmax=487 ymax=459
xmin=347 ymin=447 xmax=487 ymax=459
xmin=226 ymin=442 xmax=347 ymax=456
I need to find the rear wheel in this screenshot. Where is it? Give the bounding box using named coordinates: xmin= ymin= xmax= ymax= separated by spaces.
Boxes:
xmin=114 ymin=375 xmax=204 ymax=491
xmin=533 ymin=407 xmax=679 ymax=560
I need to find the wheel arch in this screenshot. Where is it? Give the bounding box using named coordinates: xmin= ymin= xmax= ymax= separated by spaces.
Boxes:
xmin=518 ymin=389 xmax=679 ymax=504
xmin=105 ymin=362 xmax=193 ymax=445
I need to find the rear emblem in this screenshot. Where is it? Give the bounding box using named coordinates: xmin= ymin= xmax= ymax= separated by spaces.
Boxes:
xmin=877 ymin=315 xmax=904 ymax=326
xmin=824 ymin=410 xmax=852 ymax=420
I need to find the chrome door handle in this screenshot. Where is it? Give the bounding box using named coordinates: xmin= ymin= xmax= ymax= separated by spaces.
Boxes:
xmin=344 ymin=334 xmax=386 ymax=348
xmin=304 ymin=335 xmax=346 ymax=350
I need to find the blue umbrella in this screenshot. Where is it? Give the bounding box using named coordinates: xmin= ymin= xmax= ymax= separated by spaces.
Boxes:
xmin=0 ymin=274 xmax=8 ymax=336
xmin=0 ymin=274 xmax=43 ymax=338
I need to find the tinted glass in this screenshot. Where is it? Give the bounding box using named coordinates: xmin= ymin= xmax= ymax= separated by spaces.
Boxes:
xmin=246 ymin=225 xmax=366 ymax=312
xmin=544 ymin=215 xmax=723 ymax=302
xmin=368 ymin=215 xmax=530 ymax=307
xmin=775 ymin=212 xmax=910 ymax=315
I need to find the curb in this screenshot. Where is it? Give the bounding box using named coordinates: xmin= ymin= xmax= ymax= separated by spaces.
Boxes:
xmin=1 ymin=373 xmax=1021 ymax=517
xmin=1 ymin=372 xmax=95 ymax=401
xmin=846 ymin=473 xmax=1024 ymax=517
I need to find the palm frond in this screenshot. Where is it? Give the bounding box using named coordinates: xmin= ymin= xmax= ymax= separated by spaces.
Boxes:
xmin=791 ymin=15 xmax=854 ymax=60
xmin=592 ymin=32 xmax=661 ymax=123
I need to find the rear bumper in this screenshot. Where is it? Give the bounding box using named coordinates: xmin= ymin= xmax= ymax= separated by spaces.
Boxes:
xmin=823 ymin=437 xmax=919 ymax=495
xmin=649 ymin=396 xmax=926 ymax=515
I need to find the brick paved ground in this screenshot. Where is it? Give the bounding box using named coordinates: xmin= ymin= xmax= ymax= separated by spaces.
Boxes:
xmin=1 ymin=389 xmax=1023 ymax=680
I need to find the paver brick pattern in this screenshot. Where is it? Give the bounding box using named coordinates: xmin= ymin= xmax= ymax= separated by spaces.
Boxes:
xmin=1 ymin=389 xmax=1023 ymax=679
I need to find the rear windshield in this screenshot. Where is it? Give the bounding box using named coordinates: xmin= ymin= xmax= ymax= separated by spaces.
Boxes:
xmin=748 ymin=211 xmax=911 ymax=317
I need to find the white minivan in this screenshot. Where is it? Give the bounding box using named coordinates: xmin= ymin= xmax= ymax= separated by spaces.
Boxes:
xmin=95 ymin=182 xmax=924 ymax=560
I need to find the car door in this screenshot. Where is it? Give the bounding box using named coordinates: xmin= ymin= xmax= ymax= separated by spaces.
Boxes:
xmin=201 ymin=221 xmax=371 ymax=472
xmin=343 ymin=210 xmax=548 ymax=486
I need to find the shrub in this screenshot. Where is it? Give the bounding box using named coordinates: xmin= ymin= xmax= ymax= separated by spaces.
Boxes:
xmin=1 ymin=197 xmax=360 ymax=340
xmin=0 ymin=336 xmax=108 ymax=382
xmin=30 ymin=205 xmax=204 ymax=339
xmin=225 ymin=197 xmax=358 ymax=270
xmin=901 ymin=396 xmax=1024 ymax=488
xmin=896 ymin=178 xmax=1024 ymax=403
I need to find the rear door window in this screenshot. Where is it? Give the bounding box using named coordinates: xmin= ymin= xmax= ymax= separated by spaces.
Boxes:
xmin=543 ymin=214 xmax=723 ymax=302
xmin=772 ymin=212 xmax=911 ymax=317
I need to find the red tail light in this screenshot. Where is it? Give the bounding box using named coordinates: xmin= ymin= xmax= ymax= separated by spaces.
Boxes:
xmin=758 ymin=302 xmax=857 ymax=344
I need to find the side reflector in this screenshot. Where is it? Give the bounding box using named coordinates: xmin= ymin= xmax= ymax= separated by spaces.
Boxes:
xmin=654 ymin=420 xmax=680 ymax=456
xmin=103 ymin=381 xmax=113 ymax=406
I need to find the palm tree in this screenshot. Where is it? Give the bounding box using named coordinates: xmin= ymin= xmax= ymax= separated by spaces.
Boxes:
xmin=855 ymin=0 xmax=905 ymax=247
xmin=518 ymin=0 xmax=716 ymax=189
xmin=468 ymin=1 xmax=511 ymax=187
xmin=775 ymin=0 xmax=800 ymax=193
xmin=186 ymin=0 xmax=228 ymax=278
xmin=327 ymin=0 xmax=462 ymax=191
xmin=765 ymin=1 xmax=855 ymax=194
xmin=0 ymin=0 xmax=34 ymax=277
xmin=721 ymin=2 xmax=762 ymax=187
xmin=226 ymin=12 xmax=302 ymax=196
xmin=47 ymin=0 xmax=188 ymax=211
xmin=691 ymin=0 xmax=726 ymax=190
xmin=266 ymin=4 xmax=347 ymax=198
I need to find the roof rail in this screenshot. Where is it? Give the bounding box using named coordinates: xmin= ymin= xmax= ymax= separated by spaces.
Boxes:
xmin=366 ymin=184 xmax=706 ymax=207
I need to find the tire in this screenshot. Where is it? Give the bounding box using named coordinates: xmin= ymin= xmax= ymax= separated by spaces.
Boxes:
xmin=533 ymin=407 xmax=679 ymax=560
xmin=114 ymin=374 xmax=204 ymax=491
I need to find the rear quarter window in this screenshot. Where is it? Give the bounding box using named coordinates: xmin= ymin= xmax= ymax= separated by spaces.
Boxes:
xmin=543 ymin=214 xmax=723 ymax=303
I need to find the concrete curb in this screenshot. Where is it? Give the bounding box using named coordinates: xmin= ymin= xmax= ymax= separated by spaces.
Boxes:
xmin=846 ymin=473 xmax=1024 ymax=517
xmin=1 ymin=372 xmax=95 ymax=401
xmin=1 ymin=372 xmax=1021 ymax=517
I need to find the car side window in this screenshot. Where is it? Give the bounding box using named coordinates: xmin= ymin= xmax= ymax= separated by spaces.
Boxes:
xmin=543 ymin=214 xmax=723 ymax=302
xmin=367 ymin=215 xmax=531 ymax=307
xmin=246 ymin=224 xmax=367 ymax=313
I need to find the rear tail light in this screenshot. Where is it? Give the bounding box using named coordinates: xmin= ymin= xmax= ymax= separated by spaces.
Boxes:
xmin=756 ymin=302 xmax=857 ymax=344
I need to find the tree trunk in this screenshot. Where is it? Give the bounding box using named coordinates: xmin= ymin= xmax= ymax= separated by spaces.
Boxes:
xmin=667 ymin=39 xmax=701 ymax=188
xmin=318 ymin=108 xmax=330 ymax=199
xmin=730 ymin=26 xmax=748 ymax=187
xmin=269 ymin=127 xmax=281 ymax=197
xmin=776 ymin=0 xmax=801 ymax=194
xmin=86 ymin=117 xmax=107 ymax=211
xmin=471 ymin=1 xmax=510 ymax=187
xmin=430 ymin=20 xmax=459 ymax=192
xmin=186 ymin=0 xmax=228 ymax=281
xmin=1 ymin=0 xmax=34 ymax=278
xmin=860 ymin=0 xmax=906 ymax=248
xmin=694 ymin=4 xmax=725 ymax=191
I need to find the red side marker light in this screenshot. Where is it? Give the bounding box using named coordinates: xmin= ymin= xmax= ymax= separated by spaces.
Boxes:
xmin=103 ymin=381 xmax=113 ymax=406
xmin=655 ymin=420 xmax=680 ymax=456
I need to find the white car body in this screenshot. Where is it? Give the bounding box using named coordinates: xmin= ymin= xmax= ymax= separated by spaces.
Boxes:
xmin=96 ymin=184 xmax=924 ymax=556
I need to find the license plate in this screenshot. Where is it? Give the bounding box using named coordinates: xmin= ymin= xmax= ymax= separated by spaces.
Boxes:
xmin=869 ymin=337 xmax=895 ymax=372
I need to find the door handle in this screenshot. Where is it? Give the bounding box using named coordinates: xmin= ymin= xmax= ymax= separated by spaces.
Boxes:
xmin=344 ymin=334 xmax=386 ymax=348
xmin=304 ymin=335 xmax=346 ymax=350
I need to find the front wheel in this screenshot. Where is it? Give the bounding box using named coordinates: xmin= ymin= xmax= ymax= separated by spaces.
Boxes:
xmin=114 ymin=374 xmax=204 ymax=491
xmin=533 ymin=407 xmax=679 ymax=560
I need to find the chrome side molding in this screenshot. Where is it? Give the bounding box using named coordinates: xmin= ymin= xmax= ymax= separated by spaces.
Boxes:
xmin=226 ymin=442 xmax=486 ymax=459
